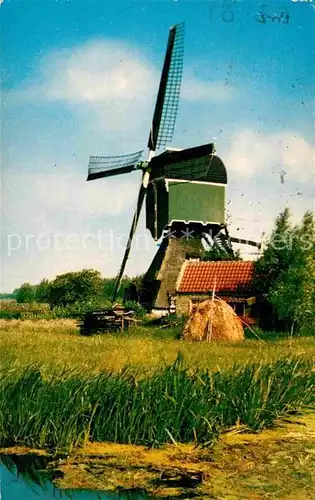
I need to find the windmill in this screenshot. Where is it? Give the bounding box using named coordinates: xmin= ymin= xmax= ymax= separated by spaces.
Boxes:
xmin=87 ymin=22 xmax=260 ymax=310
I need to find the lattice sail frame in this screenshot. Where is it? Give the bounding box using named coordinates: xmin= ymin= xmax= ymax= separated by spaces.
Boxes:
xmin=87 ymin=150 xmax=144 ymax=181
xmin=157 ymin=23 xmax=184 ymax=149
xmin=148 ymin=22 xmax=185 ymax=151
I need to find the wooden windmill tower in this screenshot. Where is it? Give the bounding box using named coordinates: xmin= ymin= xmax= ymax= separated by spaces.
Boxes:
xmin=87 ymin=23 xmax=259 ymax=312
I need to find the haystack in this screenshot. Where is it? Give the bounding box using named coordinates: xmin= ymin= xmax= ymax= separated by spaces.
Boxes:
xmin=182 ymin=298 xmax=244 ymax=342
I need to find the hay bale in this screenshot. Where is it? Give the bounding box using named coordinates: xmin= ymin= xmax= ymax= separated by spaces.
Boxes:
xmin=182 ymin=298 xmax=244 ymax=342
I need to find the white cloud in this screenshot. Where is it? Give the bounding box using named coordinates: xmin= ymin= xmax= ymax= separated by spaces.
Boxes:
xmin=39 ymin=40 xmax=157 ymax=104
xmin=182 ymin=78 xmax=235 ymax=102
xmin=32 ymin=170 xmax=140 ymax=216
xmin=1 ymin=164 xmax=154 ymax=290
xmin=5 ymin=40 xmax=158 ymax=134
xmin=2 ymin=166 xmax=141 ymax=234
xmin=7 ymin=38 xmax=236 ymax=111
xmin=215 ymin=128 xmax=314 ymax=254
xmin=224 ymin=129 xmax=314 ymax=182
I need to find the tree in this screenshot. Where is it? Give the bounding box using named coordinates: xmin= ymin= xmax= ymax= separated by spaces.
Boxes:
xmin=16 ymin=283 xmax=36 ymax=303
xmin=254 ymin=209 xmax=314 ymax=333
xmin=35 ymin=279 xmax=51 ymax=303
xmin=203 ymin=247 xmax=241 ymax=261
xmin=102 ymin=277 xmax=133 ymax=301
xmin=269 ymin=212 xmax=314 ymax=334
xmin=254 ymin=208 xmax=293 ymax=297
xmin=47 ymin=269 xmax=104 ymax=307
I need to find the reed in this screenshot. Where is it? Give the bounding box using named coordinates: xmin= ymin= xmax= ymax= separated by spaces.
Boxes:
xmin=0 ymin=356 xmax=314 ymax=452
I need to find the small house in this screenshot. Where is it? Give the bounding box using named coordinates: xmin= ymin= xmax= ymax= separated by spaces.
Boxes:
xmin=175 ymin=260 xmax=256 ymax=320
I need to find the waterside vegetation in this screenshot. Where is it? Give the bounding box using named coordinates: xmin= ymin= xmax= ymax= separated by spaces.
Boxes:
xmin=1 ymin=350 xmax=314 ymax=452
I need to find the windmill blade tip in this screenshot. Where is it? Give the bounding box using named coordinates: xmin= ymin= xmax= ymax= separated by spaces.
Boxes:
xmin=170 ymin=21 xmax=185 ymax=32
xmin=86 ymin=170 xmax=96 ymax=181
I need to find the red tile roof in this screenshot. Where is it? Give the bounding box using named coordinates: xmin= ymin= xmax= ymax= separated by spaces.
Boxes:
xmin=177 ymin=260 xmax=254 ymax=294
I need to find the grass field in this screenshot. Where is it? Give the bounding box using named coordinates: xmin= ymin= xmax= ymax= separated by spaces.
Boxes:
xmin=1 ymin=319 xmax=315 ymax=376
xmin=1 ymin=319 xmax=314 ymax=497
xmin=1 ymin=319 xmax=314 ymax=451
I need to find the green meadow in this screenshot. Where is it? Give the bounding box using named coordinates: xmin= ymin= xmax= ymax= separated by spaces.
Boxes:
xmin=1 ymin=319 xmax=314 ymax=453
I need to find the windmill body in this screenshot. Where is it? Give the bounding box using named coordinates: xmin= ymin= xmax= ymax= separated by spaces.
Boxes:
xmin=86 ymin=22 xmax=259 ymax=310
xmin=146 ymin=145 xmax=227 ymax=241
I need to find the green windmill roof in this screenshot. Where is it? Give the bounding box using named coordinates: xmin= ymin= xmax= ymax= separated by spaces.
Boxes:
xmin=150 ymin=143 xmax=227 ymax=184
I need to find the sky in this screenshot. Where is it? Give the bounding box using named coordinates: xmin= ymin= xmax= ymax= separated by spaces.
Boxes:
xmin=1 ymin=0 xmax=314 ymax=292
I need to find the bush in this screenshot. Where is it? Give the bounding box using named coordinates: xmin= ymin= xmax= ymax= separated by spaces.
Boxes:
xmin=124 ymin=300 xmax=146 ymax=319
xmin=15 ymin=283 xmax=36 ymax=304
xmin=47 ymin=270 xmax=104 ymax=307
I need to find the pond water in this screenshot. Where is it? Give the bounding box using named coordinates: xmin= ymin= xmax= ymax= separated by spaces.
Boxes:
xmin=0 ymin=454 xmax=154 ymax=499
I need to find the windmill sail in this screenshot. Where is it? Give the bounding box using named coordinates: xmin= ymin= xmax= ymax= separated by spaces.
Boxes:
xmin=112 ymin=181 xmax=147 ymax=302
xmin=148 ymin=22 xmax=184 ymax=152
xmin=87 ymin=150 xmax=143 ymax=181
xmin=87 ymin=23 xmax=185 ymax=301
xmin=230 ymin=237 xmax=261 ymax=249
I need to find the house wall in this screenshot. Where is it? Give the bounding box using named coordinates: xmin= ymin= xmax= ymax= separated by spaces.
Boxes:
xmin=176 ymin=294 xmax=208 ymax=315
xmin=176 ymin=294 xmax=250 ymax=317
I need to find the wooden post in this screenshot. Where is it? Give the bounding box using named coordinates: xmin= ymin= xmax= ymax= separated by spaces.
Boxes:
xmin=207 ymin=278 xmax=216 ymax=341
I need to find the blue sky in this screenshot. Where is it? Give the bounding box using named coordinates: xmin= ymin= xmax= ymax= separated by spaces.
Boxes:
xmin=1 ymin=0 xmax=314 ymax=291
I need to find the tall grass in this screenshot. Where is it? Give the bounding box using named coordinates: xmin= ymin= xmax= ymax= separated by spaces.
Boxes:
xmin=0 ymin=356 xmax=314 ymax=452
xmin=0 ymin=300 xmax=113 ymax=320
xmin=2 ymin=320 xmax=315 ymax=378
xmin=0 ymin=298 xmax=146 ymax=321
xmin=0 ymin=302 xmax=51 ymax=320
